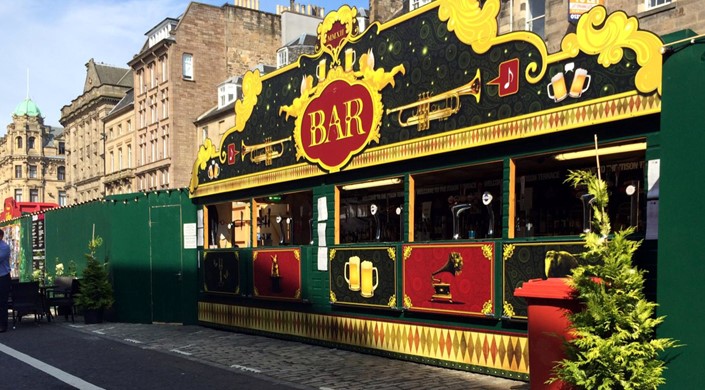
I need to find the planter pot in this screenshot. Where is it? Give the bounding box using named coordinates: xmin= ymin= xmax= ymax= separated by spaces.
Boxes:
xmin=83 ymin=309 xmax=104 ymax=324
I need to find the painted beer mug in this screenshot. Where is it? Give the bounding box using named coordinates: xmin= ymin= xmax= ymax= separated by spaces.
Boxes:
xmin=344 ymin=48 xmax=357 ymax=72
xmin=316 ymin=58 xmax=327 ymax=82
xmin=547 ymin=72 xmax=568 ymax=102
xmin=360 ymin=260 xmax=379 ymax=298
xmin=344 ymin=256 xmax=361 ymax=291
xmin=569 ymin=68 xmax=591 ymax=98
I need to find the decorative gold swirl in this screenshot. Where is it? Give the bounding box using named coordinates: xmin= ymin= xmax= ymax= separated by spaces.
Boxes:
xmin=481 ymin=300 xmax=493 ymax=315
xmin=403 ymin=246 xmax=412 ymax=261
xmin=294 ymin=250 xmax=300 ymax=262
xmin=437 ymin=0 xmax=549 ymax=84
xmin=482 ymin=244 xmax=493 ymax=261
xmin=189 ymin=69 xmax=263 ymax=194
xmin=188 ymin=138 xmax=219 ymax=194
xmin=387 ymin=296 xmax=396 ymax=308
xmin=330 ymin=291 xmax=337 ymax=303
xmin=295 ymin=289 xmax=301 ymax=299
xmin=329 ymin=249 xmax=336 ymax=260
xmin=554 ymin=7 xmax=663 ymax=95
xmin=503 ymin=301 xmax=516 ymax=318
xmin=317 ymin=5 xmax=359 ymax=63
xmin=403 ymin=294 xmax=413 ymax=309
xmin=503 ymin=244 xmax=515 ymax=261
xmin=387 ymin=247 xmax=396 ymax=261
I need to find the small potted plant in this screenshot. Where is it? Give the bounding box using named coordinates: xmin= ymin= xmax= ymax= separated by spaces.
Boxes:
xmin=75 ymin=236 xmax=114 ymax=324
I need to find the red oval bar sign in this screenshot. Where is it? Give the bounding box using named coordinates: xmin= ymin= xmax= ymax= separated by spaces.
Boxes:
xmin=299 ymin=80 xmax=377 ymax=172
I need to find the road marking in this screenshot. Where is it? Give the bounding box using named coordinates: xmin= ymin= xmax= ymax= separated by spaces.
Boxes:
xmin=124 ymin=338 xmax=143 ymax=344
xmin=92 ymin=327 xmax=115 ymax=335
xmin=170 ymin=349 xmax=192 ymax=356
xmin=0 ymin=342 xmax=104 ymax=390
xmin=230 ymin=364 xmax=262 ymax=373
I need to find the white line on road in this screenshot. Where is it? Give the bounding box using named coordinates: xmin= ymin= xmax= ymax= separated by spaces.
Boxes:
xmin=0 ymin=342 xmax=104 ymax=390
xmin=170 ymin=349 xmax=193 ymax=356
xmin=230 ymin=364 xmax=262 ymax=373
xmin=124 ymin=338 xmax=143 ymax=344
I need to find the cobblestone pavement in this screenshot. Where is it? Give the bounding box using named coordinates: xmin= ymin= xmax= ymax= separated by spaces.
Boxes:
xmin=59 ymin=321 xmax=529 ymax=390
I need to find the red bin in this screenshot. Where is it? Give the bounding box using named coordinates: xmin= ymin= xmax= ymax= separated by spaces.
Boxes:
xmin=514 ymin=278 xmax=581 ymax=389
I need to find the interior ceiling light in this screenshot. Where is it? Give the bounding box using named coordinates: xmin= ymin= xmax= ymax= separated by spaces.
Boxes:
xmin=554 ymin=142 xmax=646 ymax=161
xmin=341 ymin=178 xmax=402 ymax=191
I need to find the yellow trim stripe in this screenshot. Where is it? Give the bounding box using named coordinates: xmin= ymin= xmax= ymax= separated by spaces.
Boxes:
xmin=199 ymin=302 xmax=529 ymax=375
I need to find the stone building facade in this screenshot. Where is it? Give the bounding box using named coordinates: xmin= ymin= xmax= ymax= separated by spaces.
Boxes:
xmin=103 ymin=90 xmax=136 ymax=195
xmin=127 ymin=2 xmax=281 ymax=192
xmin=0 ymin=98 xmax=65 ymax=205
xmin=59 ymin=59 xmax=133 ymax=204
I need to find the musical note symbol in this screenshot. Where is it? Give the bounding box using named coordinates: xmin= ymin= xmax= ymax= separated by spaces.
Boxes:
xmin=503 ymin=67 xmax=514 ymax=90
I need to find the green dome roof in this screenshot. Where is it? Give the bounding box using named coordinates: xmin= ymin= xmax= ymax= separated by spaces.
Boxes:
xmin=14 ymin=98 xmax=42 ymax=117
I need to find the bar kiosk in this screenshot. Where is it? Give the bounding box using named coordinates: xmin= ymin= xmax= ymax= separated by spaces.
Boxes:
xmin=190 ymin=0 xmax=662 ymax=381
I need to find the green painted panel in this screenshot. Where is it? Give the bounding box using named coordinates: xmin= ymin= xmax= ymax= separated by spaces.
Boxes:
xmin=658 ymin=32 xmax=705 ymax=389
xmin=150 ymin=204 xmax=183 ymax=323
xmin=108 ymin=196 xmax=151 ymax=323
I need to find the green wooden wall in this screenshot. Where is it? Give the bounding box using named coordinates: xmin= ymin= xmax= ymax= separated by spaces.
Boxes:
xmin=43 ymin=190 xmax=199 ymax=324
xmin=659 ymin=30 xmax=705 ymax=389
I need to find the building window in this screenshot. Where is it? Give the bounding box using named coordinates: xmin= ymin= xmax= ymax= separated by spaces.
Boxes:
xmin=58 ymin=166 xmax=65 ymax=180
xmin=139 ymin=70 xmax=144 ymax=94
xmin=646 ymin=0 xmax=671 ymax=9
xmin=182 ymin=53 xmax=193 ymax=80
xmin=202 ymin=127 xmax=208 ymax=142
xmin=527 ymin=0 xmax=546 ymax=39
xmin=58 ymin=191 xmax=66 ymax=207
xmin=276 ymin=48 xmax=288 ymax=68
xmin=15 ymin=165 xmax=22 ymax=178
xmin=127 ymin=120 xmax=132 ymax=132
xmin=410 ymin=0 xmax=432 ymax=11
xmin=28 ymin=137 xmax=35 ymax=149
xmin=127 ymin=145 xmax=132 ymax=168
xmin=16 ymin=136 xmax=22 ymax=149
xmin=29 ymin=165 xmax=37 ymax=179
xmin=162 ymin=127 xmax=169 ymax=158
xmin=118 ymin=148 xmax=123 ymax=170
xmin=150 ymin=63 xmax=156 ymax=88
xmin=14 ymin=189 xmax=22 ymax=202
xmin=30 ymin=189 xmax=39 ymax=202
xmin=58 ymin=142 xmax=65 ymax=155
xmin=161 ymin=57 xmax=168 ymax=82
xmin=110 ymin=151 xmax=114 ymax=172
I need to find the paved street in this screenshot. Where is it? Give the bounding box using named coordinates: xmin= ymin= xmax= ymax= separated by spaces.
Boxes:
xmin=34 ymin=319 xmax=528 ymax=390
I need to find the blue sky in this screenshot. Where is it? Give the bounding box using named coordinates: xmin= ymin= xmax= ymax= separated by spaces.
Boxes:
xmin=0 ymin=0 xmax=368 ymax=132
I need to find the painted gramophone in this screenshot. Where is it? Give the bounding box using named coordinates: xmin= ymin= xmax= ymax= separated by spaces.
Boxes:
xmin=431 ymin=252 xmax=464 ymax=302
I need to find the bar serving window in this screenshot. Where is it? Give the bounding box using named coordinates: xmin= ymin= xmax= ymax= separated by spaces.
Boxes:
xmin=205 ymin=200 xmax=251 ymax=249
xmin=413 ymin=162 xmax=502 ymax=241
xmin=513 ymin=140 xmax=646 ymax=237
xmin=253 ymin=191 xmax=313 ymax=247
xmin=339 ymin=178 xmax=404 ymax=243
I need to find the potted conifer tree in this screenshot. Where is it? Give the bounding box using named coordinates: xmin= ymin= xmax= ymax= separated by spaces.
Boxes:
xmin=75 ymin=236 xmax=114 ymax=324
xmin=550 ymin=170 xmax=678 ymax=389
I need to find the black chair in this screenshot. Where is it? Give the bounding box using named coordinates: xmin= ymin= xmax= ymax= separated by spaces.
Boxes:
xmin=10 ymin=281 xmax=44 ymax=326
xmin=45 ymin=277 xmax=80 ymax=323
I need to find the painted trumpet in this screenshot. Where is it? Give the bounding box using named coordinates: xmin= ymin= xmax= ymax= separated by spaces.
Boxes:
xmin=386 ymin=69 xmax=481 ymax=131
xmin=241 ymin=136 xmax=292 ymax=166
